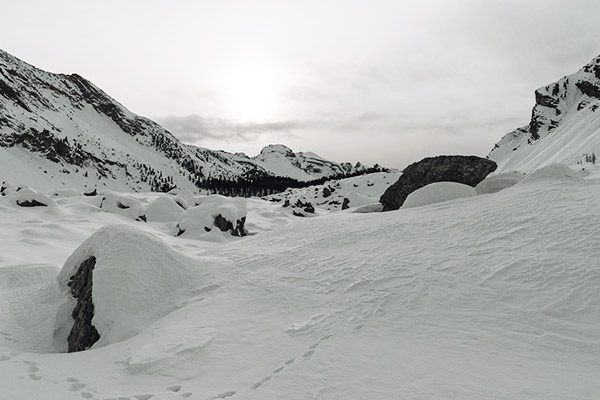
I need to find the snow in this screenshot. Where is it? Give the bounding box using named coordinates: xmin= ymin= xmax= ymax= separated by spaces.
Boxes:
xmin=13 ymin=188 xmax=56 ymax=208
xmin=99 ymin=192 xmax=145 ymax=220
xmin=489 ymin=55 xmax=600 ymax=172
xmin=518 ymin=163 xmax=583 ymax=185
xmin=475 ymin=171 xmax=525 ymax=194
xmin=1 ymin=169 xmax=600 ymax=399
xmin=177 ymin=195 xmax=247 ymax=239
xmin=55 ymin=225 xmax=203 ymax=351
xmin=402 ymin=181 xmax=476 ymax=208
xmin=264 ymin=171 xmax=401 ymax=212
xmin=145 ymin=196 xmax=186 ymax=222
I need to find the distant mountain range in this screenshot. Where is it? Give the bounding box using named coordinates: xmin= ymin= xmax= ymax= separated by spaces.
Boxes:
xmin=0 ymin=49 xmax=383 ymax=194
xmin=489 ymin=55 xmax=600 ymax=171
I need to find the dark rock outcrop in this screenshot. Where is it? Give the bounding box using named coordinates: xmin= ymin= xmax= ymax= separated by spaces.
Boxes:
xmin=380 ymin=155 xmax=497 ymax=211
xmin=67 ymin=257 xmax=100 ymax=353
xmin=342 ymin=198 xmax=350 ymax=210
xmin=293 ymin=199 xmax=315 ymax=214
xmin=16 ymin=199 xmax=47 ymax=207
xmin=214 ymin=214 xmax=246 ymax=237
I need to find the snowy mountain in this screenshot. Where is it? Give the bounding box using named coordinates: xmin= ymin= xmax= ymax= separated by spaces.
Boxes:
xmin=489 ymin=54 xmax=600 ymax=172
xmin=264 ymin=171 xmax=401 ymax=212
xmin=0 ymin=49 xmax=376 ymax=193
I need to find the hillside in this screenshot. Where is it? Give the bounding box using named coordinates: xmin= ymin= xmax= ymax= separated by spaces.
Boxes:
xmin=489 ymin=54 xmax=600 ymax=172
xmin=0 ymin=49 xmax=376 ymax=193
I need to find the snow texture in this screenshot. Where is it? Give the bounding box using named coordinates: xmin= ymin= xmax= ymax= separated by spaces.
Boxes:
xmin=1 ymin=169 xmax=599 ymax=399
xmin=402 ymin=182 xmax=476 ymax=208
xmin=475 ymin=172 xmax=525 ymax=194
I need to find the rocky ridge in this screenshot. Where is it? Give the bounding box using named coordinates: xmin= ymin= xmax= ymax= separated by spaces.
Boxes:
xmin=0 ymin=49 xmax=378 ymax=193
xmin=489 ymin=54 xmax=600 ymax=172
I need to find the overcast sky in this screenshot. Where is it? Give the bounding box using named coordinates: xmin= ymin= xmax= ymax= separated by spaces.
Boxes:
xmin=3 ymin=0 xmax=600 ymax=169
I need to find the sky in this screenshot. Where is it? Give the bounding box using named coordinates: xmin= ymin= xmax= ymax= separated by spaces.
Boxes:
xmin=2 ymin=0 xmax=600 ymax=169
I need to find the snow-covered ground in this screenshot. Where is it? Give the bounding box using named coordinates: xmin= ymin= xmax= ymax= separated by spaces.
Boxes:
xmin=1 ymin=165 xmax=600 ymax=399
xmin=264 ymin=171 xmax=401 ymax=211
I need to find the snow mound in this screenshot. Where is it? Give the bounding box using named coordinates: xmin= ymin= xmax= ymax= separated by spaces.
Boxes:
xmin=518 ymin=163 xmax=583 ymax=185
xmin=177 ymin=195 xmax=247 ymax=239
xmin=55 ymin=225 xmax=202 ymax=350
xmin=476 ymin=172 xmax=526 ymax=194
xmin=403 ymin=182 xmax=476 ymax=208
xmin=145 ymin=196 xmax=186 ymax=223
xmin=344 ymin=191 xmax=377 ymax=209
xmin=100 ymin=192 xmax=145 ymax=220
xmin=52 ymin=188 xmax=82 ymax=198
xmin=0 ymin=263 xmax=59 ymax=290
xmin=14 ymin=188 xmax=56 ymax=208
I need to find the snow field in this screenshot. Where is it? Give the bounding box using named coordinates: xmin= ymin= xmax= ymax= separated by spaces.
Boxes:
xmin=0 ymin=165 xmax=599 ymax=398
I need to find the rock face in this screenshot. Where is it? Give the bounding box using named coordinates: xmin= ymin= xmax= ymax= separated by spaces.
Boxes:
xmin=488 ymin=54 xmax=600 ymax=172
xmin=380 ymin=155 xmax=497 ymax=211
xmin=214 ymin=214 xmax=247 ymax=237
xmin=67 ymin=256 xmax=100 ymax=353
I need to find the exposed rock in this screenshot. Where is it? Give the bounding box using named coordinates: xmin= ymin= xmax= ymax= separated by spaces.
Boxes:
xmin=84 ymin=188 xmax=97 ymax=196
xmin=342 ymin=198 xmax=350 ymax=210
xmin=380 ymin=155 xmax=497 ymax=211
xmin=214 ymin=214 xmax=247 ymax=237
xmin=535 ymin=90 xmax=558 ymax=108
xmin=16 ymin=199 xmax=47 ymax=207
xmin=576 ymin=81 xmax=600 ymax=99
xmin=67 ymin=257 xmax=100 ymax=353
xmin=293 ymin=199 xmax=315 ymax=213
xmin=322 ymin=187 xmax=333 ymax=198
xmin=293 ymin=211 xmax=305 ymax=217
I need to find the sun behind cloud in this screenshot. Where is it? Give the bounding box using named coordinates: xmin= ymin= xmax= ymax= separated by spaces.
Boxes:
xmin=224 ymin=63 xmax=281 ymax=122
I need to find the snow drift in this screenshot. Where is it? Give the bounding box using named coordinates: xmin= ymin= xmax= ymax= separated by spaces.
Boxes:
xmin=402 ymin=182 xmax=476 ymax=208
xmin=54 ymin=225 xmax=203 ymax=351
xmin=177 ymin=195 xmax=247 ymax=238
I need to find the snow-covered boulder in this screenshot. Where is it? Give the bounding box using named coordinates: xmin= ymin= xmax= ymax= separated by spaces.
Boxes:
xmin=99 ymin=192 xmax=145 ymax=221
xmin=342 ymin=191 xmax=377 ymax=209
xmin=402 ymin=182 xmax=476 ymax=209
xmin=54 ymin=225 xmax=202 ymax=352
xmin=15 ymin=188 xmax=56 ymax=208
xmin=145 ymin=196 xmax=186 ymax=223
xmin=177 ymin=195 xmax=247 ymax=238
xmin=518 ymin=163 xmax=583 ymax=185
xmin=475 ymin=172 xmax=526 ymax=194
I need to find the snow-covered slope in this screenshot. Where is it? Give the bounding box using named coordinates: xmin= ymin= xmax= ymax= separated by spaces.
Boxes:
xmin=264 ymin=171 xmax=401 ymax=211
xmin=1 ymin=166 xmax=599 ymax=399
xmin=0 ymin=49 xmax=376 ymax=193
xmin=489 ymin=54 xmax=600 ymax=172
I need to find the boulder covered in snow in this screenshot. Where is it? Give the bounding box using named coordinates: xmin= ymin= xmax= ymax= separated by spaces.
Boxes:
xmin=55 ymin=225 xmax=202 ymax=351
xmin=15 ymin=188 xmax=55 ymax=208
xmin=403 ymin=182 xmax=476 ymax=208
xmin=517 ymin=163 xmax=584 ymax=185
xmin=475 ymin=172 xmax=526 ymax=194
xmin=99 ymin=192 xmax=145 ymax=221
xmin=380 ymin=155 xmax=497 ymax=211
xmin=177 ymin=195 xmax=247 ymax=238
xmin=145 ymin=196 xmax=187 ymax=223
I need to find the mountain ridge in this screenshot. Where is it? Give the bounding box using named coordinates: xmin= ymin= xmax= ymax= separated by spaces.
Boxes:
xmin=489 ymin=54 xmax=600 ymax=172
xmin=0 ymin=49 xmax=381 ymax=193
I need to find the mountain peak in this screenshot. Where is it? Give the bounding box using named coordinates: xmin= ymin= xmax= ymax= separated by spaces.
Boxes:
xmin=259 ymin=144 xmax=294 ymax=156
xmin=488 ymin=54 xmax=600 ymax=172
xmin=0 ymin=49 xmax=382 ymax=193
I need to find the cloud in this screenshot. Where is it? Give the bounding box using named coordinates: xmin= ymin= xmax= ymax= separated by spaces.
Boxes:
xmin=155 ymin=115 xmax=310 ymax=143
